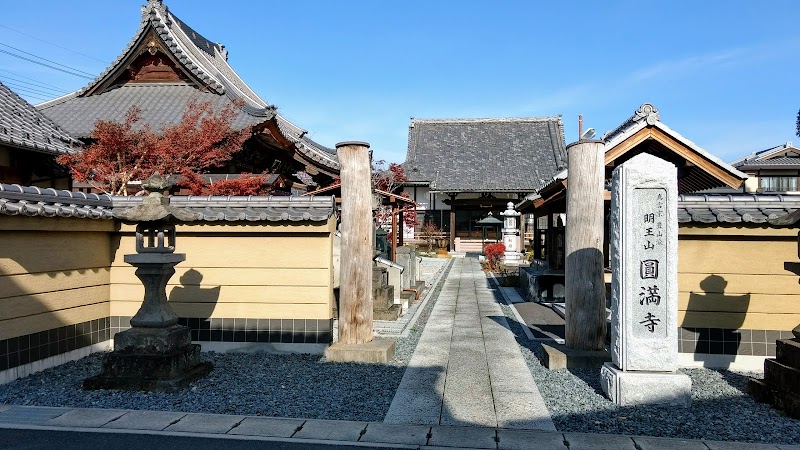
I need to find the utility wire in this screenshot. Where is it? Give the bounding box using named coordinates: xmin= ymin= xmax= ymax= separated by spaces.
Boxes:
xmin=0 ymin=42 xmax=97 ymax=77
xmin=0 ymin=68 xmax=73 ymax=92
xmin=1 ymin=83 xmax=49 ymax=101
xmin=0 ymin=74 xmax=70 ymax=95
xmin=0 ymin=23 xmax=109 ymax=64
xmin=0 ymin=48 xmax=94 ymax=80
xmin=1 ymin=79 xmax=65 ymax=98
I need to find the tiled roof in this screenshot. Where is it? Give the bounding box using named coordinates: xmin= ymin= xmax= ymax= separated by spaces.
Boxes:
xmin=736 ymin=156 xmax=800 ymax=169
xmin=0 ymin=82 xmax=78 ymax=154
xmin=0 ymin=184 xmax=113 ymax=219
xmin=113 ymin=195 xmax=335 ymax=222
xmin=276 ymin=116 xmax=340 ymax=171
xmin=678 ymin=193 xmax=800 ymax=224
xmin=38 ymin=84 xmax=269 ymax=139
xmin=603 ymin=104 xmax=746 ymax=180
xmin=403 ymin=117 xmax=567 ymax=192
xmin=731 ymin=142 xmax=800 ymax=170
xmin=0 ymin=183 xmax=335 ymax=222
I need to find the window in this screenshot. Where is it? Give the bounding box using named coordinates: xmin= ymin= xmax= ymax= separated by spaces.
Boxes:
xmin=760 ymin=176 xmax=798 ymax=192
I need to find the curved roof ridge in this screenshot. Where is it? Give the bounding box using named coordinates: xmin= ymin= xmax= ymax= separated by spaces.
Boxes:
xmin=273 ymin=113 xmax=339 ymax=169
xmin=601 ymin=102 xmax=660 ymax=142
xmin=162 ymin=7 xmax=270 ymax=110
xmin=411 ymin=116 xmax=563 ymax=124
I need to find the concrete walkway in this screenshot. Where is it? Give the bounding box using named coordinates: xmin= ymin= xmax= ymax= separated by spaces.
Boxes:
xmin=385 ymin=257 xmax=554 ymax=430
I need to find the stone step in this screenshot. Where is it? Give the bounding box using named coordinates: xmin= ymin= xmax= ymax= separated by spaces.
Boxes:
xmin=373 ymin=305 xmax=401 ymax=321
xmin=777 ymin=338 xmax=800 ymax=368
xmin=749 ymin=378 xmax=800 ymax=419
xmin=763 ymin=358 xmax=800 ymax=393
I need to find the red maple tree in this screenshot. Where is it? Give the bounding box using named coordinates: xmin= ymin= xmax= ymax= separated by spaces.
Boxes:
xmin=58 ymin=100 xmax=264 ymax=196
xmin=371 ymin=160 xmax=418 ymax=231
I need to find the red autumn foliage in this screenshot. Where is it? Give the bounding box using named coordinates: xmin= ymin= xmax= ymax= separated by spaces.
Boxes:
xmin=57 ymin=100 xmax=256 ymax=196
xmin=483 ymin=243 xmax=506 ymax=272
xmin=206 ymin=173 xmax=272 ymax=196
xmin=371 ymin=160 xmax=418 ymax=230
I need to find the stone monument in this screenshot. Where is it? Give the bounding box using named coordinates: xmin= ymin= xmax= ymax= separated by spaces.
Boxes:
xmin=84 ymin=173 xmax=212 ymax=391
xmin=600 ymin=153 xmax=692 ymax=406
xmin=500 ymin=202 xmax=523 ymax=263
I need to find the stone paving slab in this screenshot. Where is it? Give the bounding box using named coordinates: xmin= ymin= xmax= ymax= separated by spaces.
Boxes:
xmin=228 ymin=417 xmax=304 ymax=438
xmin=359 ymin=422 xmax=430 ymax=446
xmin=428 ymin=425 xmax=497 ymax=449
xmin=103 ymin=410 xmax=187 ymax=431
xmin=0 ymin=406 xmax=70 ymax=424
xmin=292 ymin=418 xmax=367 ymax=441
xmin=493 ymin=391 xmax=555 ymax=431
xmin=441 ymin=388 xmax=496 ymax=427
xmin=564 ymin=432 xmax=638 ymax=450
xmin=397 ymin=367 xmax=447 ymax=392
xmin=47 ymin=408 xmax=127 ymax=428
xmin=633 ymin=436 xmax=710 ymax=449
xmin=164 ymin=413 xmax=244 ymax=434
xmin=497 ymin=429 xmax=567 ymax=450
xmin=705 ymin=441 xmax=783 ymax=450
xmin=385 ymin=388 xmax=443 ymax=423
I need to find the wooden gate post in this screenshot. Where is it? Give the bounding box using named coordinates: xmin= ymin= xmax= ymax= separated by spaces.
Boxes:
xmin=336 ymin=141 xmax=374 ymax=344
xmin=565 ymin=139 xmax=606 ymax=351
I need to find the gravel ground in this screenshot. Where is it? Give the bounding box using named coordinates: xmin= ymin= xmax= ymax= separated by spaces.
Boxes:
xmin=497 ymin=300 xmax=800 ymax=445
xmin=0 ymin=259 xmax=452 ymax=422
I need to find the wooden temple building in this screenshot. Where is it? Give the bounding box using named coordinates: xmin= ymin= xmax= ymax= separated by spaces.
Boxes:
xmin=36 ymin=0 xmax=339 ymax=193
xmin=401 ymin=117 xmax=567 ymax=252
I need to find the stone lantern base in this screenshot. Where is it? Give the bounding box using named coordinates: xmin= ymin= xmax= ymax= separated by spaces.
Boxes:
xmin=84 ymin=325 xmax=212 ymax=392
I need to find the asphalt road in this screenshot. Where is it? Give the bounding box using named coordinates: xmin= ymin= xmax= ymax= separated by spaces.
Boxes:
xmin=0 ymin=428 xmax=400 ymax=450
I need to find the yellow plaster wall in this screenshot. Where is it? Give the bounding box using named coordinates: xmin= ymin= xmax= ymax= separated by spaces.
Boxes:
xmin=0 ymin=216 xmax=114 ymax=340
xmin=109 ymin=220 xmax=336 ymax=320
xmin=678 ymin=225 xmax=799 ymax=331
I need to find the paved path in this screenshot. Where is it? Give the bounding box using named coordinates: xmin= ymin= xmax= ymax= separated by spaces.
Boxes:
xmin=384 ymin=257 xmax=554 ymax=430
xmin=0 ymin=405 xmax=795 ymax=449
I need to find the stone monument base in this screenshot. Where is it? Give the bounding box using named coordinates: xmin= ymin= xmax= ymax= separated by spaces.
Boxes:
xmin=600 ymin=362 xmax=691 ymax=407
xmin=325 ymin=338 xmax=395 ymax=363
xmin=83 ymin=325 xmax=212 ymax=392
xmin=503 ymin=251 xmax=525 ymax=265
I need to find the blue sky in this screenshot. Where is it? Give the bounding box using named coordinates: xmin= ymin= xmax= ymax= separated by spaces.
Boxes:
xmin=1 ymin=1 xmax=798 ymax=164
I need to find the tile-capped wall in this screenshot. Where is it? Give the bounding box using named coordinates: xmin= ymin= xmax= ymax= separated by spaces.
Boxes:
xmin=111 ymin=317 xmax=333 ymax=345
xmin=678 ymin=327 xmax=794 ymax=357
xmin=0 ymin=318 xmax=110 ymax=372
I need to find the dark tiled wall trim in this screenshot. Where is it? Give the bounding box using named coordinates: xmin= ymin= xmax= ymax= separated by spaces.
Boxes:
xmin=0 ymin=318 xmax=110 ymax=372
xmin=679 ymin=327 xmax=796 ymax=357
xmin=111 ymin=317 xmax=333 ymax=345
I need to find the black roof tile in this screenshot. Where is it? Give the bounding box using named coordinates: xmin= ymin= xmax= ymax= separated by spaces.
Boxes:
xmin=403 ymin=117 xmax=567 ymax=192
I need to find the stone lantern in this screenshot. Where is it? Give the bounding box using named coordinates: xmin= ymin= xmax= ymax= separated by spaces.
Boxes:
xmin=84 ymin=173 xmax=212 ymax=391
xmin=500 ymin=202 xmax=523 ymax=263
